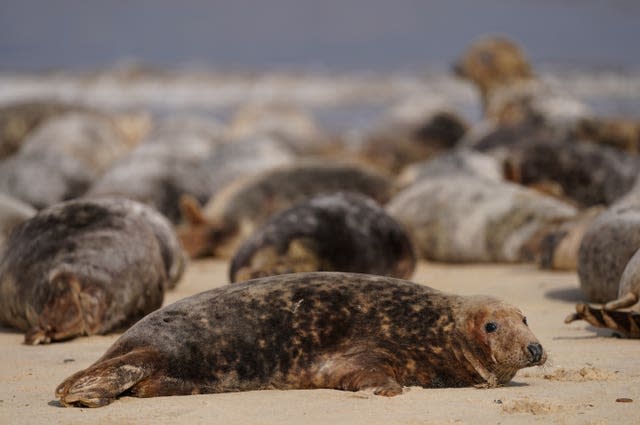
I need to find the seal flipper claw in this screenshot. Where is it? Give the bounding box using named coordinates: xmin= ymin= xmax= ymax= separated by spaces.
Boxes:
xmin=56 ymin=350 xmax=155 ymax=407
xmin=564 ymin=302 xmax=640 ymax=337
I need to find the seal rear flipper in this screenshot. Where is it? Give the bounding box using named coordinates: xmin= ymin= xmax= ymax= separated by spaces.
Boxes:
xmin=564 ymin=303 xmax=640 ymax=338
xmin=24 ymin=272 xmax=87 ymax=345
xmin=56 ymin=349 xmax=156 ymax=407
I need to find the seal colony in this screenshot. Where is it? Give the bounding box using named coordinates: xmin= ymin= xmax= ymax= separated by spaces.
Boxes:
xmin=56 ymin=272 xmax=546 ymax=407
xmin=0 ymin=197 xmax=185 ymax=344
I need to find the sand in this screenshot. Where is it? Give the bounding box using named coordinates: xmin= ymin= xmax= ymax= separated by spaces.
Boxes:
xmin=1 ymin=259 xmax=638 ymax=425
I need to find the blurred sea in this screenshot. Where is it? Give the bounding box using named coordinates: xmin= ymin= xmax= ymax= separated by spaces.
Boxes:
xmin=1 ymin=1 xmax=638 ymax=129
xmin=1 ymin=68 xmax=638 ymax=132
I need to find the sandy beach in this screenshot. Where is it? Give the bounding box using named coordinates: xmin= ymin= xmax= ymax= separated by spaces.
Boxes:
xmin=1 ymin=259 xmax=638 ymax=425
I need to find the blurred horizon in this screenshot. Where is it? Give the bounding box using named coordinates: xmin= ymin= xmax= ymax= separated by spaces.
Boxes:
xmin=1 ymin=0 xmax=640 ymax=72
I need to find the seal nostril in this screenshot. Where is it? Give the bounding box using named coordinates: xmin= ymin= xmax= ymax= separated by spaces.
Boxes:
xmin=527 ymin=343 xmax=543 ymax=363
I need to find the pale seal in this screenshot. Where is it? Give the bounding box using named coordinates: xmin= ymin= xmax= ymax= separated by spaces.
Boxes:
xmin=386 ymin=175 xmax=576 ymax=263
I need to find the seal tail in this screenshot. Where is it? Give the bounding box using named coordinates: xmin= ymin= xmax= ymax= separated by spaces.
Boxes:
xmin=55 ymin=349 xmax=155 ymax=408
xmin=564 ymin=303 xmax=640 ymax=338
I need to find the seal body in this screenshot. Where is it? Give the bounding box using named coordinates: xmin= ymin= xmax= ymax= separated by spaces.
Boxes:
xmin=0 ymin=197 xmax=185 ymax=344
xmin=56 ymin=272 xmax=546 ymax=407
xmin=577 ymin=206 xmax=640 ymax=302
xmin=178 ymin=161 xmax=394 ymax=258
xmin=566 ymin=246 xmax=640 ymax=338
xmin=386 ymin=175 xmax=576 ymax=262
xmin=503 ymin=139 xmax=640 ymax=207
xmin=229 ymin=192 xmax=416 ymax=282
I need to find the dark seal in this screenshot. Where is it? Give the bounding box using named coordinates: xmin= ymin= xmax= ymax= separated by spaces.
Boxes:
xmin=229 ymin=192 xmax=416 ymax=282
xmin=0 ymin=197 xmax=186 ymax=344
xmin=56 ymin=272 xmax=546 ymax=407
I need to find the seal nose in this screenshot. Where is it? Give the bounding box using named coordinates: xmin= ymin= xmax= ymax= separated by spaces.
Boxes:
xmin=527 ymin=343 xmax=543 ymax=364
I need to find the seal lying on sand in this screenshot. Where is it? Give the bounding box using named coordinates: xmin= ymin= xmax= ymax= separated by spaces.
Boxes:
xmin=386 ymin=175 xmax=576 ymax=263
xmin=56 ymin=272 xmax=546 ymax=407
xmin=178 ymin=161 xmax=395 ymax=258
xmin=0 ymin=197 xmax=186 ymax=344
xmin=229 ymin=193 xmax=415 ymax=282
xmin=577 ymin=206 xmax=640 ymax=302
xmin=566 ymin=247 xmax=640 ymax=338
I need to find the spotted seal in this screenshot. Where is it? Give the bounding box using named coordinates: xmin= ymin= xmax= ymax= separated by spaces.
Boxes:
xmin=178 ymin=161 xmax=395 ymax=258
xmin=0 ymin=197 xmax=186 ymax=344
xmin=229 ymin=192 xmax=415 ymax=282
xmin=55 ymin=272 xmax=546 ymax=407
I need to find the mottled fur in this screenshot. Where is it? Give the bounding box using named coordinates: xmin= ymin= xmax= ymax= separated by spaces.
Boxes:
xmin=386 ymin=175 xmax=576 ymax=263
xmin=0 ymin=198 xmax=185 ymax=344
xmin=229 ymin=193 xmax=415 ymax=281
xmin=56 ymin=272 xmax=545 ymax=407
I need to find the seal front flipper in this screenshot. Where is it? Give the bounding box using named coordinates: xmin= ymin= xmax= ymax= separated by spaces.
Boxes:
xmin=312 ymin=349 xmax=403 ymax=397
xmin=56 ymin=349 xmax=156 ymax=407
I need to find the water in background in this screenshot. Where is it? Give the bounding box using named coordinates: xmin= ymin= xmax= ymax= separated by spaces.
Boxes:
xmin=0 ymin=1 xmax=638 ymax=130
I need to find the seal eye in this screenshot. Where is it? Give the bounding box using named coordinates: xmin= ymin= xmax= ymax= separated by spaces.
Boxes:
xmin=523 ymin=317 xmax=528 ymax=326
xmin=484 ymin=322 xmax=498 ymax=333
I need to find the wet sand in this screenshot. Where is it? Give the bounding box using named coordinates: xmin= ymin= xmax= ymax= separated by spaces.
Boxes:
xmin=1 ymin=259 xmax=638 ymax=424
